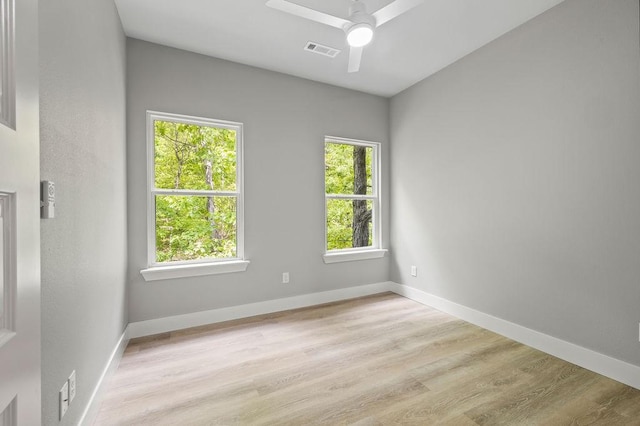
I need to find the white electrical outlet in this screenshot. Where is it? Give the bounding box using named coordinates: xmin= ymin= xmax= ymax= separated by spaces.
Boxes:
xmin=59 ymin=381 xmax=69 ymax=420
xmin=410 ymin=265 xmax=417 ymax=277
xmin=69 ymin=370 xmax=76 ymax=403
xmin=282 ymin=272 xmax=290 ymax=284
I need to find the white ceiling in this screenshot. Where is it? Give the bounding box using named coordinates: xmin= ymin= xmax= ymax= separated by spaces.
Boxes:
xmin=114 ymin=0 xmax=565 ymax=97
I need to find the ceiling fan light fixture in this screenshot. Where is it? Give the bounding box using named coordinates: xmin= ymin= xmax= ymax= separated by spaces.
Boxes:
xmin=266 ymin=0 xmax=425 ymax=73
xmin=346 ymin=23 xmax=373 ymax=47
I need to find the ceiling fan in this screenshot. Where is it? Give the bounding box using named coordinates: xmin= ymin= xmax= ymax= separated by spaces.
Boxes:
xmin=266 ymin=0 xmax=423 ymax=73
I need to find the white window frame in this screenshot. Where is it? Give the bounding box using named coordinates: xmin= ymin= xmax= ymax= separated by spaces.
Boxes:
xmin=323 ymin=136 xmax=387 ymax=264
xmin=141 ymin=111 xmax=249 ymax=281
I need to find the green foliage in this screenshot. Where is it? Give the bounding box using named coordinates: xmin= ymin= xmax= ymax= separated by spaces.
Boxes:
xmin=325 ymin=142 xmax=372 ymax=195
xmin=326 ymin=199 xmax=373 ymax=250
xmin=325 ymin=142 xmax=374 ymax=250
xmin=154 ymin=121 xmax=236 ymax=191
xmin=154 ymin=120 xmax=237 ymax=262
xmin=156 ymin=196 xmax=236 ymax=262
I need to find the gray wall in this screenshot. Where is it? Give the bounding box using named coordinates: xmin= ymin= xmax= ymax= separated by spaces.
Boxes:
xmin=127 ymin=40 xmax=390 ymax=322
xmin=39 ymin=0 xmax=128 ymax=424
xmin=390 ymin=0 xmax=640 ymax=366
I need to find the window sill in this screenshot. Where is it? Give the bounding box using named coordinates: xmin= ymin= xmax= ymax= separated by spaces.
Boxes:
xmin=322 ymin=249 xmax=388 ymax=264
xmin=141 ymin=260 xmax=250 ymax=282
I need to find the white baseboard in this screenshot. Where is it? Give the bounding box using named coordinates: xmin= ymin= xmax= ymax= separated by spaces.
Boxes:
xmin=78 ymin=327 xmax=130 ymax=426
xmin=389 ymin=282 xmax=640 ymax=391
xmin=83 ymin=279 xmax=639 ymax=426
xmin=128 ymin=282 xmax=394 ymax=339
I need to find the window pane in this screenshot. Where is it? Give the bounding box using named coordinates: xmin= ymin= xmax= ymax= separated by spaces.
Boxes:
xmin=154 ymin=120 xmax=237 ymax=191
xmin=325 ymin=143 xmax=373 ymax=195
xmin=155 ymin=195 xmax=237 ymax=262
xmin=326 ymin=199 xmax=373 ymax=250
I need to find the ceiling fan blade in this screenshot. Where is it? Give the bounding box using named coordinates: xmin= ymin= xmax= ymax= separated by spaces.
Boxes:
xmin=348 ymin=46 xmax=364 ymax=73
xmin=266 ymin=0 xmax=351 ymax=29
xmin=372 ymin=0 xmax=423 ymax=27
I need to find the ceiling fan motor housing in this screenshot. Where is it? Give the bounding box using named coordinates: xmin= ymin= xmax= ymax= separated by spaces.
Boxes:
xmin=345 ymin=1 xmax=375 ymax=47
xmin=346 ymin=0 xmax=376 ymax=29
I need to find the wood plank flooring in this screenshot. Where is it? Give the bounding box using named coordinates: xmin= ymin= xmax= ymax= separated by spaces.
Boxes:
xmin=94 ymin=293 xmax=640 ymax=425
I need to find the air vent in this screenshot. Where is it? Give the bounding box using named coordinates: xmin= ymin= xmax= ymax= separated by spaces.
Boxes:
xmin=304 ymin=41 xmax=341 ymax=58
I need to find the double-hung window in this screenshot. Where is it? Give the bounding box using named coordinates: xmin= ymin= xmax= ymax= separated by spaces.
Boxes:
xmin=323 ymin=137 xmax=386 ymax=263
xmin=142 ymin=111 xmax=247 ymax=281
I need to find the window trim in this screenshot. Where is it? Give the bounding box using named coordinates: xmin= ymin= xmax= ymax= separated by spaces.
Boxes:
xmin=323 ymin=136 xmax=384 ymax=262
xmin=322 ymin=248 xmax=387 ymax=264
xmin=144 ymin=111 xmax=246 ymax=277
xmin=140 ymin=260 xmax=250 ymax=281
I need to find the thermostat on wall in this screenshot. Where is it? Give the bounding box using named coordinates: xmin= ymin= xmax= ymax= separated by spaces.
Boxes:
xmin=41 ymin=180 xmax=55 ymax=219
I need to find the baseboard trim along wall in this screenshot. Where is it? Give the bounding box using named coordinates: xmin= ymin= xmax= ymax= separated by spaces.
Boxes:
xmin=389 ymin=282 xmax=640 ymax=391
xmin=90 ymin=279 xmax=639 ymax=425
xmin=78 ymin=328 xmax=130 ymax=426
xmin=127 ymin=282 xmax=394 ymax=339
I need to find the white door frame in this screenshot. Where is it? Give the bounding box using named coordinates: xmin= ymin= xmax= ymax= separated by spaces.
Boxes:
xmin=0 ymin=0 xmax=42 ymax=424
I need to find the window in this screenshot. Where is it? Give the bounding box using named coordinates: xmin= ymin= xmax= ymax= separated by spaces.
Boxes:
xmin=142 ymin=111 xmax=247 ymax=281
xmin=324 ymin=137 xmax=386 ymax=263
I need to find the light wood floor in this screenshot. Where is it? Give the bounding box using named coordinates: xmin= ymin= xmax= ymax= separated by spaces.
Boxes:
xmin=94 ymin=293 xmax=640 ymax=425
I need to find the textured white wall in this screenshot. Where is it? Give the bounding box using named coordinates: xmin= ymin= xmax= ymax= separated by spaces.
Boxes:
xmin=127 ymin=40 xmax=390 ymax=322
xmin=39 ymin=0 xmax=128 ymax=425
xmin=390 ymin=0 xmax=640 ymax=366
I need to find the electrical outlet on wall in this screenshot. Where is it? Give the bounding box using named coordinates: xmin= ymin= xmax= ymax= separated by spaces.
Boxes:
xmin=59 ymin=381 xmax=69 ymax=420
xmin=410 ymin=265 xmax=417 ymax=277
xmin=282 ymin=272 xmax=290 ymax=284
xmin=69 ymin=370 xmax=76 ymax=403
